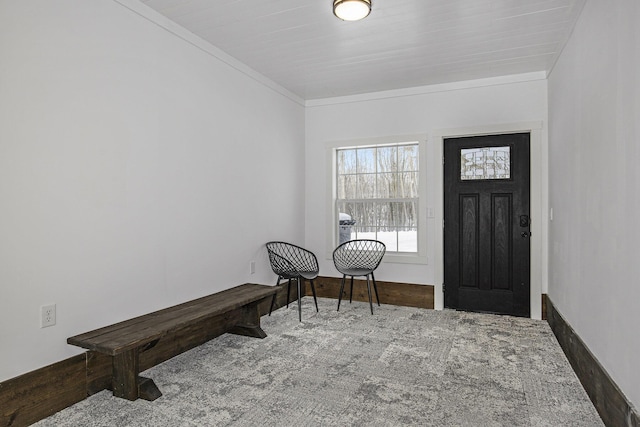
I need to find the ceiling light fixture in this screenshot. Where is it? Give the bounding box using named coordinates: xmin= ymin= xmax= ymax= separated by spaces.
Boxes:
xmin=333 ymin=0 xmax=371 ymax=21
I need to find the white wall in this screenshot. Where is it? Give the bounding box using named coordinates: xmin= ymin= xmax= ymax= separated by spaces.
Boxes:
xmin=0 ymin=0 xmax=305 ymax=381
xmin=548 ymin=0 xmax=640 ymax=410
xmin=305 ymin=76 xmax=548 ymax=314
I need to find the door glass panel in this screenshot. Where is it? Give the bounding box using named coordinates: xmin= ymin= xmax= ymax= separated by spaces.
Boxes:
xmin=460 ymin=146 xmax=510 ymax=180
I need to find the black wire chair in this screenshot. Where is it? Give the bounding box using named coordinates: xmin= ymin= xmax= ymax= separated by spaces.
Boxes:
xmin=332 ymin=239 xmax=386 ymax=315
xmin=265 ymin=241 xmax=319 ymax=322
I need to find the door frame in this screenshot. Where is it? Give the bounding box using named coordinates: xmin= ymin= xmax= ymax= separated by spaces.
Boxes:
xmin=431 ymin=122 xmax=546 ymax=319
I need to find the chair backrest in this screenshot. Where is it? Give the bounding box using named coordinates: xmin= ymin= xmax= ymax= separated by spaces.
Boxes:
xmin=265 ymin=248 xmax=297 ymax=278
xmin=332 ymin=239 xmax=386 ymax=274
xmin=265 ymin=241 xmax=319 ymax=276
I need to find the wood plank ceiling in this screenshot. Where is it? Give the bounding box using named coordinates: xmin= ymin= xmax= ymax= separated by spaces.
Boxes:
xmin=140 ymin=0 xmax=586 ymax=100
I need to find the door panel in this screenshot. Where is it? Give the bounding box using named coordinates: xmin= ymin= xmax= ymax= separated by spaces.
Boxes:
xmin=444 ymin=133 xmax=530 ymax=317
xmin=492 ymin=193 xmax=512 ymax=290
xmin=460 ymin=194 xmax=478 ymax=288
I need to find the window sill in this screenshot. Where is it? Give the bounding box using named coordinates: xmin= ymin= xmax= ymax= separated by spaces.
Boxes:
xmin=382 ymin=253 xmax=427 ymax=265
xmin=325 ymin=252 xmax=427 ymax=265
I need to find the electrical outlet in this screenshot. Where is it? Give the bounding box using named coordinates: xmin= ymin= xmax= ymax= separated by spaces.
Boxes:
xmin=41 ymin=304 xmax=56 ymax=328
xmin=250 ymin=261 xmax=256 ymax=275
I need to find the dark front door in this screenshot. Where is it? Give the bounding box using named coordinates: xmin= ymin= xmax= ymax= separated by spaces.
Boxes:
xmin=444 ymin=133 xmax=530 ymax=317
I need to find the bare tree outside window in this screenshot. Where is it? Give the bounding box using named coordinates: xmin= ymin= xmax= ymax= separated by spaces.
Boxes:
xmin=336 ymin=143 xmax=419 ymax=252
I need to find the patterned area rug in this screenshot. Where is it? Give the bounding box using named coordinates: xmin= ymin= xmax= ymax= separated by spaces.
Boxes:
xmin=36 ymin=298 xmax=603 ymax=426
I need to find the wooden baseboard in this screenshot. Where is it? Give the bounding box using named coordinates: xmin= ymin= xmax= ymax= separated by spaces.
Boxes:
xmin=546 ymin=298 xmax=639 ymax=427
xmin=305 ymin=276 xmax=434 ymax=309
xmin=0 ymin=355 xmax=86 ymax=427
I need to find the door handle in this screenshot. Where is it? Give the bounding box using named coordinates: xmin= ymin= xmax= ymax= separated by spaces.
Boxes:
xmin=521 ymin=231 xmax=531 ymax=238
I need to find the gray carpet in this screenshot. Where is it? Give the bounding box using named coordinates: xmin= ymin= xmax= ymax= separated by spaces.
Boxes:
xmin=36 ymin=298 xmax=603 ymax=426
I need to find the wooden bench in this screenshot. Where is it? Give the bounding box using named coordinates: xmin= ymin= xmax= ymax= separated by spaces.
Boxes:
xmin=67 ymin=283 xmax=277 ymax=402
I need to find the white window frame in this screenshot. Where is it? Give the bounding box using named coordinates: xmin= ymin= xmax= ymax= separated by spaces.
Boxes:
xmin=326 ymin=134 xmax=428 ymax=264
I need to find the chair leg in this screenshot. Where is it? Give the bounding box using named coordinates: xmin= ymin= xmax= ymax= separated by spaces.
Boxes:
xmin=310 ymin=279 xmax=319 ymax=312
xmin=286 ymin=278 xmax=292 ymax=308
xmin=297 ymin=277 xmax=302 ymax=322
xmin=366 ymin=275 xmax=374 ymax=315
xmin=268 ymin=293 xmax=276 ymax=316
xmin=371 ymin=272 xmax=381 ymax=306
xmin=337 ymin=275 xmax=346 ymax=311
xmin=349 ymin=276 xmax=354 ymax=304
xmin=269 ymin=276 xmax=280 ymax=316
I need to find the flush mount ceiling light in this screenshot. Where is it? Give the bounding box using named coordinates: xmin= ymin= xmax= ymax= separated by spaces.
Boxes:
xmin=333 ymin=0 xmax=371 ymax=21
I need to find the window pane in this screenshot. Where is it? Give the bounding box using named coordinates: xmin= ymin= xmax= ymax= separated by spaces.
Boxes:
xmin=337 ymin=201 xmax=357 ymax=221
xmin=376 ymin=229 xmax=398 ymax=252
xmin=356 ymin=202 xmax=376 ymax=232
xmin=349 ymin=202 xmax=361 ymax=230
xmin=398 ymin=228 xmax=418 ymax=252
xmin=396 ymin=201 xmax=417 ymax=228
xmin=399 ymin=172 xmax=418 ymax=198
xmin=338 ymin=201 xmax=363 ymax=237
xmin=357 ymin=174 xmax=376 ymax=199
xmin=357 ymin=148 xmax=376 ymax=173
xmin=354 ymin=227 xmax=376 ymax=242
xmin=461 ymin=146 xmax=510 ymax=180
xmin=338 ymin=149 xmax=356 ymax=174
xmin=337 ymin=203 xmax=357 ymax=244
xmin=377 ymin=146 xmax=397 ymax=173
xmin=399 ymin=145 xmax=418 ymax=172
xmin=376 ymin=202 xmax=394 ymax=231
xmin=376 ymin=172 xmax=397 ymax=198
xmin=337 ymin=174 xmax=357 ymax=199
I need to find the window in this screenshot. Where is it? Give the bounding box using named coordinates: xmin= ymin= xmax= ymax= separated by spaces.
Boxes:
xmin=335 ymin=142 xmax=420 ymax=253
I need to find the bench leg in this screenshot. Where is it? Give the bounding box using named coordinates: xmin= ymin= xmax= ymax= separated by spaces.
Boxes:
xmin=112 ymin=349 xmax=162 ymax=401
xmin=138 ymin=376 xmax=162 ymax=401
xmin=228 ymin=303 xmax=268 ymax=339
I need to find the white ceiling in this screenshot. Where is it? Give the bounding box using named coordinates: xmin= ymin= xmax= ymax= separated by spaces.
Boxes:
xmin=140 ymin=0 xmax=585 ymax=100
